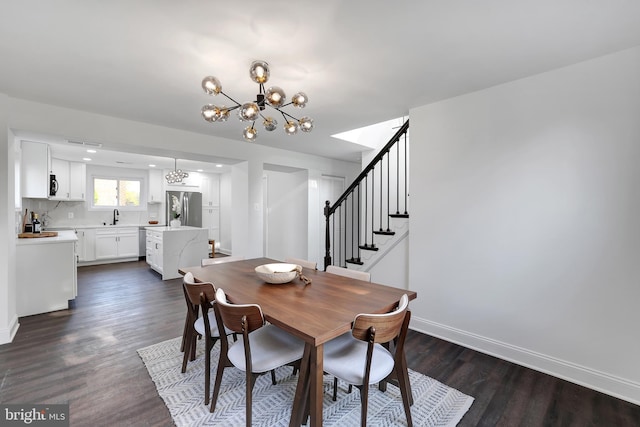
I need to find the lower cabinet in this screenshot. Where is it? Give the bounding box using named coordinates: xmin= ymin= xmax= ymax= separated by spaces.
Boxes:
xmin=75 ymin=228 xmax=96 ymax=262
xmin=95 ymin=227 xmax=139 ymax=260
xmin=146 ymin=229 xmax=163 ymax=273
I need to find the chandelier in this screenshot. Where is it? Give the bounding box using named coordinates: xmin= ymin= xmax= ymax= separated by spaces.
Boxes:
xmin=165 ymin=158 xmax=189 ymax=184
xmin=200 ymin=60 xmax=314 ymax=142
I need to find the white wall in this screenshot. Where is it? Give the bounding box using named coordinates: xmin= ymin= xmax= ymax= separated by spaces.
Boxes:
xmin=409 ymin=46 xmax=640 ymax=404
xmin=264 ymin=169 xmax=309 ymax=261
xmin=0 ymin=96 xmax=20 ymax=343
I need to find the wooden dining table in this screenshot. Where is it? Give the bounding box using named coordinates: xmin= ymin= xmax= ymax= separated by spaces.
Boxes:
xmin=179 ymin=257 xmax=417 ymax=427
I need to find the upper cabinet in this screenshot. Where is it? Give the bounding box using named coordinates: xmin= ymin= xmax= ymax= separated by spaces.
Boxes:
xmin=148 ymin=169 xmax=163 ymax=203
xmin=201 ymin=174 xmax=220 ymax=206
xmin=50 ymin=158 xmax=86 ymax=201
xmin=69 ymin=162 xmax=86 ymax=200
xmin=21 ymin=141 xmax=50 ymax=199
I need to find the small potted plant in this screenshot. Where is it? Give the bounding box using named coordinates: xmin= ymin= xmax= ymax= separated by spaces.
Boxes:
xmin=170 ymin=195 xmax=182 ymax=227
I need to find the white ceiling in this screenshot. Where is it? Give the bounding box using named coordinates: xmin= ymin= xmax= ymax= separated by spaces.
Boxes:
xmin=3 ymin=1 xmax=640 ymax=169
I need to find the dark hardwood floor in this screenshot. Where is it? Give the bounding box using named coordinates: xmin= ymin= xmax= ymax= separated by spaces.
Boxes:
xmin=0 ymin=261 xmax=638 ymax=426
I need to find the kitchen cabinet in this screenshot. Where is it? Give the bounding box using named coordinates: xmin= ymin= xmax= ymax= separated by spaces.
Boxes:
xmin=202 ymin=206 xmax=220 ymax=241
xmin=50 ymin=158 xmax=86 ymax=201
xmin=146 ymin=226 xmax=208 ymax=280
xmin=95 ymin=227 xmax=139 ymax=260
xmin=75 ymin=228 xmax=96 ymax=262
xmin=146 ymin=229 xmax=163 ymax=273
xmin=201 ymin=174 xmax=220 ymax=206
xmin=16 ymin=230 xmax=78 ymax=316
xmin=21 ymin=140 xmax=50 ymax=199
xmin=148 ymin=169 xmax=163 ymax=203
xmin=69 ymin=162 xmax=87 ymax=200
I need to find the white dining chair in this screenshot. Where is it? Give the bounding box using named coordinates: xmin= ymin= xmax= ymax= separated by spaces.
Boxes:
xmin=326 ymin=265 xmax=371 ymax=282
xmin=284 ymin=257 xmax=317 ymax=270
xmin=209 ymin=288 xmax=305 ymax=426
xmin=323 ymin=294 xmax=413 ymax=426
xmin=201 ymin=255 xmax=245 ymax=266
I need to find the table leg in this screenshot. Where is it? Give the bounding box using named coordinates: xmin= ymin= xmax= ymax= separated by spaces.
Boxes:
xmin=290 ymin=344 xmax=311 ymax=427
xmin=309 ymin=343 xmax=323 ymax=427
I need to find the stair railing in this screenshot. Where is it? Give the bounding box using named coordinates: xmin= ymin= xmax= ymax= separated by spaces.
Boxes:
xmin=324 ymin=119 xmax=409 ymax=270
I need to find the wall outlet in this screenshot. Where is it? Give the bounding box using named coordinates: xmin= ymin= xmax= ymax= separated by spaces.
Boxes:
xmin=68 ymin=212 xmax=74 ymax=219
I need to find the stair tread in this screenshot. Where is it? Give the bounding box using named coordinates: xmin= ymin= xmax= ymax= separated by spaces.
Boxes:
xmin=373 ymin=230 xmax=395 ymax=236
xmin=389 ymin=213 xmax=409 ymax=218
xmin=359 ymin=245 xmax=379 ymax=251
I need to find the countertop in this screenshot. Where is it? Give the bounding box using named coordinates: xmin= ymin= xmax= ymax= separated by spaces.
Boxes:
xmin=16 ymin=230 xmax=78 ymax=245
xmin=144 ymin=226 xmax=205 ymax=232
xmin=44 ymin=224 xmax=167 ymax=231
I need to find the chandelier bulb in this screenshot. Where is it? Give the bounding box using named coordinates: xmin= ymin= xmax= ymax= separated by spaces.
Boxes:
xmin=284 ymin=120 xmax=299 ymax=135
xmin=292 ymin=92 xmax=308 ymax=108
xmin=202 ymin=76 xmax=222 ymax=95
xmin=249 ymin=60 xmax=270 ymax=84
xmin=238 ymin=102 xmax=260 ymax=122
xmin=265 ymin=86 xmax=286 ymax=108
xmin=299 ymin=116 xmax=314 ymax=133
xmin=243 ymin=125 xmax=258 ymax=142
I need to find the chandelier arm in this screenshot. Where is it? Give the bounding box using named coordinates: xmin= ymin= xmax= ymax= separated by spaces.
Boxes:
xmin=278 ymin=109 xmax=301 ymax=122
xmin=219 ymin=91 xmax=243 ymax=108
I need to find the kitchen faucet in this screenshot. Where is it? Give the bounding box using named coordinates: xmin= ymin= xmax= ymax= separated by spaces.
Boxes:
xmin=113 ymin=209 xmax=119 ymax=225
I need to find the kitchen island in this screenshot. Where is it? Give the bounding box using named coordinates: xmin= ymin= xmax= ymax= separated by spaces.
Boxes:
xmin=16 ymin=230 xmax=78 ymax=316
xmin=145 ymin=226 xmax=208 ymax=280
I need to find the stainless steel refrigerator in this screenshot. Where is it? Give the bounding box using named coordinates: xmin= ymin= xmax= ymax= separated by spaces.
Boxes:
xmin=166 ymin=191 xmax=202 ymax=227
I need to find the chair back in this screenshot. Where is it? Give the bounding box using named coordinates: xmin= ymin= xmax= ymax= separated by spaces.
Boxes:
xmin=352 ymin=294 xmax=409 ymax=344
xmin=183 ymin=273 xmax=216 ymax=308
xmin=326 ymin=265 xmax=371 ymax=282
xmin=284 ymin=257 xmax=317 ymax=270
xmin=202 ymin=255 xmax=245 ymax=266
xmin=214 ymin=288 xmax=264 ymax=335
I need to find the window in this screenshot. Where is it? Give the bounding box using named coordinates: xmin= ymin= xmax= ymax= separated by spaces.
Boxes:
xmin=93 ymin=177 xmax=142 ymax=207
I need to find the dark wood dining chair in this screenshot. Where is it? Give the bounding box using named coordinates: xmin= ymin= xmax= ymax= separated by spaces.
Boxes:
xmin=182 ymin=273 xmax=233 ymax=405
xmin=207 ymin=288 xmax=305 ymax=426
xmin=322 ymin=294 xmax=413 ymax=427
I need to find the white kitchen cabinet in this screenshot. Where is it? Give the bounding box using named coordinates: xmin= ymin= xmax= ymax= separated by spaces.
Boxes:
xmin=95 ymin=227 xmax=139 ymax=260
xmin=202 ymin=206 xmax=220 ymax=241
xmin=69 ymin=162 xmax=87 ymax=200
xmin=148 ymin=169 xmax=163 ymax=203
xmin=75 ymin=228 xmax=96 ymax=262
xmin=146 ymin=226 xmax=208 ymax=280
xmin=201 ymin=174 xmax=220 ymax=206
xmin=50 ymin=158 xmax=86 ymax=201
xmin=21 ymin=140 xmax=50 ymax=199
xmin=16 ymin=231 xmax=78 ymax=316
xmin=146 ymin=229 xmax=163 ymax=273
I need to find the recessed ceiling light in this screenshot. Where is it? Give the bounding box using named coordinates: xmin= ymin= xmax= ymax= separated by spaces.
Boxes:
xmin=86 ymin=149 xmax=97 ymax=153
xmin=216 ymin=164 xmax=223 ymax=168
xmin=82 ymin=157 xmax=92 ymax=161
xmin=197 ymin=169 xmax=203 ymax=172
xmin=149 ymin=164 xmax=156 ymax=167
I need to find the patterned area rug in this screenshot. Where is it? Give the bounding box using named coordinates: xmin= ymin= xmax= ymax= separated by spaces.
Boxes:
xmin=138 ymin=337 xmax=473 ymax=426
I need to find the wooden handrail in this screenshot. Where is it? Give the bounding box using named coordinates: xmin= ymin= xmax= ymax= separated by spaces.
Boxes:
xmin=327 ymin=120 xmax=408 ymax=216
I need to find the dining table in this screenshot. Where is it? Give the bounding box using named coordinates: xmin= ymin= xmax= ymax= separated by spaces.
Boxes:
xmin=179 ymin=257 xmax=417 ymax=427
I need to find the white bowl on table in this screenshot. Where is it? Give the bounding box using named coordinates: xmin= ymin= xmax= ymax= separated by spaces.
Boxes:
xmin=255 ymin=263 xmax=301 ymax=284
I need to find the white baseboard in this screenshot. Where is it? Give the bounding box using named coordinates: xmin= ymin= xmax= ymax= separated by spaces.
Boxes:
xmin=0 ymin=315 xmax=19 ymax=345
xmin=410 ymin=316 xmax=640 ymax=406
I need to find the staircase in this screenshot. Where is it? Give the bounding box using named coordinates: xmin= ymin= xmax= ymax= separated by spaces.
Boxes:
xmin=324 ymin=120 xmax=409 ymax=271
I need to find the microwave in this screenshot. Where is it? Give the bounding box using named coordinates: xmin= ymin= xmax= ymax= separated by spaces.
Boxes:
xmin=49 ymin=174 xmax=58 ymax=197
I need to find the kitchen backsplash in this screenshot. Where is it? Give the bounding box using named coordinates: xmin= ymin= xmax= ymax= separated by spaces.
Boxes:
xmin=20 ymin=199 xmax=162 ymax=229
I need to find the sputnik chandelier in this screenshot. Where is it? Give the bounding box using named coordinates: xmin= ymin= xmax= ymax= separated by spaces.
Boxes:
xmin=200 ymin=60 xmax=313 ymax=142
xmin=165 ymin=158 xmax=189 ymax=184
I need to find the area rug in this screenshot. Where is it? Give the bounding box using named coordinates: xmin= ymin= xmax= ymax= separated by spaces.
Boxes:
xmin=138 ymin=337 xmax=474 ymax=426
